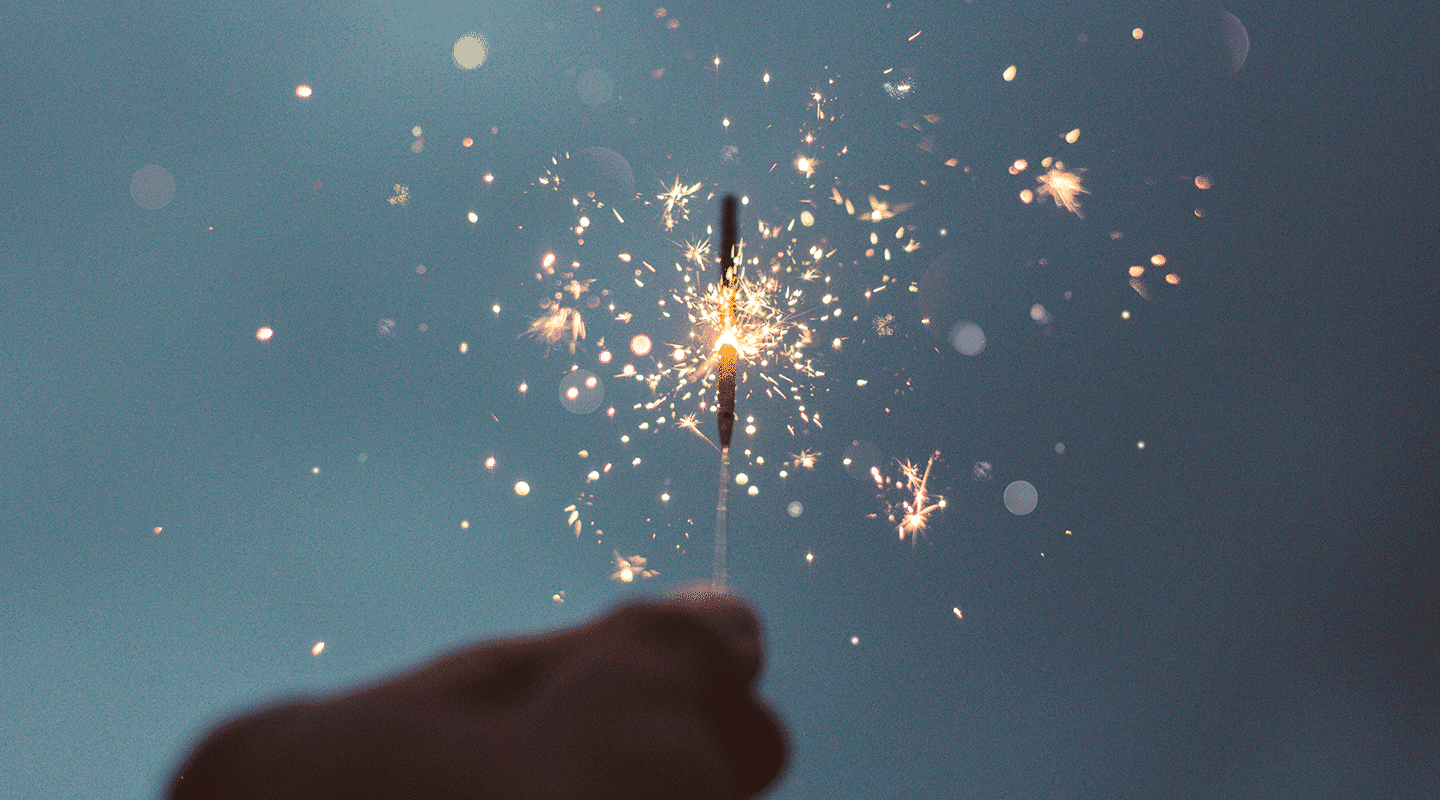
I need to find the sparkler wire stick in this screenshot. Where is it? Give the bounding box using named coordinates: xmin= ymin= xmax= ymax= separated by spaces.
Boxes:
xmin=713 ymin=195 xmax=740 ymax=586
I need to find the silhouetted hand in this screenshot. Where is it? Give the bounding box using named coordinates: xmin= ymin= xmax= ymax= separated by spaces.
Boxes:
xmin=169 ymin=589 xmax=788 ymax=800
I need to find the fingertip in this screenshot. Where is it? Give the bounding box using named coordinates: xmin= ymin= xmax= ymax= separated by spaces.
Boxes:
xmin=665 ymin=586 xmax=762 ymax=653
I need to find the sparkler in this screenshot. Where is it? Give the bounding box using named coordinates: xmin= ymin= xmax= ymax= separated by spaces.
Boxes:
xmin=713 ymin=195 xmax=740 ymax=586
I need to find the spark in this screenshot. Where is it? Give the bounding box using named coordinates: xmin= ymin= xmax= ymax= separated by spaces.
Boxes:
xmin=860 ymin=194 xmax=914 ymax=221
xmin=525 ymin=306 xmax=586 ymax=352
xmin=682 ymin=237 xmax=712 ymax=267
xmin=610 ymin=551 xmax=659 ymax=582
xmin=1034 ymin=163 xmax=1089 ymax=218
xmin=871 ymin=451 xmax=947 ymax=542
xmin=789 ymin=450 xmax=820 ymax=469
xmin=387 ymin=184 xmax=411 ymax=207
xmin=659 ymin=177 xmax=705 ymax=231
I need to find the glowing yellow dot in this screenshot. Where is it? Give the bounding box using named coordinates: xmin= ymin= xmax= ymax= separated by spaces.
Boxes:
xmin=467 ymin=211 xmax=478 ymax=223
xmin=1195 ymin=174 xmax=1213 ymax=190
xmin=1002 ymin=65 xmax=1017 ymax=81
xmin=1121 ymin=310 xmax=1131 ymax=319
xmin=514 ymin=481 xmax=530 ymax=496
xmin=462 ymin=137 xmax=474 ymax=147
xmin=311 ymin=642 xmax=325 ymax=656
xmin=1132 ymin=27 xmax=1144 ymax=40
xmin=452 ymin=32 xmax=489 ymax=69
xmin=295 ymin=85 xmax=313 ymax=98
xmin=630 ymin=334 xmax=652 ymax=356
xmin=806 ymin=552 xmax=814 ymax=563
xmin=1136 ymin=440 xmax=1146 ymax=449
xmin=461 ymin=519 xmax=469 ymax=529
xmin=795 ymin=156 xmax=812 ymax=173
xmin=849 ymin=636 xmax=860 ymax=646
xmin=255 ymin=327 xmax=273 ymax=341
xmin=734 ymin=473 xmax=749 ymax=485
xmin=1165 ymin=273 xmax=1180 ymax=285
xmin=1150 ymin=254 xmax=1166 ymax=266
xmin=1129 ymin=265 xmax=1145 ymax=277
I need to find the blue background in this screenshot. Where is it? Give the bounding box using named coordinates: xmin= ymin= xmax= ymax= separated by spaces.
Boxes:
xmin=2 ymin=1 xmax=1436 ymax=798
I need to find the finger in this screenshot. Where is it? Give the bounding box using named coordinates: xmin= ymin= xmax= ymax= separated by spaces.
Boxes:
xmin=660 ymin=587 xmax=766 ymax=686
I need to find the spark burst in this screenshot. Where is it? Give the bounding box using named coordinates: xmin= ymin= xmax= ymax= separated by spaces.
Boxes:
xmin=870 ymin=451 xmax=947 ymax=542
xmin=658 ymin=177 xmax=705 ymax=231
xmin=610 ymin=551 xmax=659 ymax=582
xmin=638 ymin=267 xmax=825 ymax=430
xmin=1035 ymin=162 xmax=1089 ymax=217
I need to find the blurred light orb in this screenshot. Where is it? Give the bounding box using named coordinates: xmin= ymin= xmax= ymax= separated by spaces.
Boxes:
xmin=950 ymin=320 xmax=986 ymax=356
xmin=569 ymin=147 xmax=635 ymax=199
xmin=630 ymin=334 xmax=652 ymax=356
xmin=1216 ymin=10 xmax=1250 ymax=74
xmin=787 ymin=501 xmax=803 ymax=518
xmin=295 ymin=84 xmax=313 ymax=98
xmin=129 ymin=164 xmax=176 ymax=210
xmin=1003 ymin=480 xmax=1039 ymax=515
xmin=514 ymin=481 xmax=531 ymax=496
xmin=559 ymin=369 xmax=604 ymax=414
xmin=452 ymin=32 xmax=489 ymax=69
xmin=577 ymin=69 xmax=615 ymax=105
xmin=255 ymin=327 xmax=273 ymax=341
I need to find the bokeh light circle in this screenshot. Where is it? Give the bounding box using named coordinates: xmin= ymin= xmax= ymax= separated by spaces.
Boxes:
xmin=787 ymin=501 xmax=804 ymax=518
xmin=129 ymin=165 xmax=176 ymax=210
xmin=1003 ymin=480 xmax=1039 ymax=516
xmin=950 ymin=320 xmax=986 ymax=356
xmin=559 ymin=369 xmax=604 ymax=414
xmin=452 ymin=33 xmax=488 ymax=69
xmin=577 ymin=69 xmax=615 ymax=105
